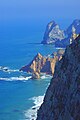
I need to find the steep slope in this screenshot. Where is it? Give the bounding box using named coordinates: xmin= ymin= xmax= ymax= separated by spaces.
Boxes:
xmin=37 ymin=35 xmax=80 ymax=120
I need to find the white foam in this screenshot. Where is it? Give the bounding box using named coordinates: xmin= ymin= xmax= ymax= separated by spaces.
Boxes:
xmin=56 ymin=47 xmax=65 ymax=49
xmin=7 ymin=69 xmax=19 ymax=72
xmin=0 ymin=66 xmax=19 ymax=73
xmin=0 ymin=76 xmax=32 ymax=81
xmin=41 ymin=74 xmax=52 ymax=79
xmin=24 ymin=96 xmax=44 ymax=120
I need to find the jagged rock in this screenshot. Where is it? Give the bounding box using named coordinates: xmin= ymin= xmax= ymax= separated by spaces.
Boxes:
xmin=32 ymin=72 xmax=40 ymax=79
xmin=57 ymin=49 xmax=65 ymax=55
xmin=66 ymin=19 xmax=80 ymax=36
xmin=55 ymin=19 xmax=80 ymax=48
xmin=20 ymin=50 xmax=65 ymax=79
xmin=37 ymin=35 xmax=80 ymax=120
xmin=20 ymin=53 xmax=46 ymax=73
xmin=42 ymin=19 xmax=80 ymax=47
xmin=51 ymin=49 xmax=65 ymax=60
xmin=41 ymin=57 xmax=58 ymax=74
xmin=41 ymin=21 xmax=65 ymax=44
xmin=20 ymin=51 xmax=64 ymax=79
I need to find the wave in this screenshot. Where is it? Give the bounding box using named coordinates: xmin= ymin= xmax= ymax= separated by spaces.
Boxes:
xmin=0 ymin=66 xmax=19 ymax=73
xmin=24 ymin=96 xmax=44 ymax=120
xmin=0 ymin=76 xmax=32 ymax=81
xmin=41 ymin=74 xmax=52 ymax=79
xmin=56 ymin=47 xmax=65 ymax=49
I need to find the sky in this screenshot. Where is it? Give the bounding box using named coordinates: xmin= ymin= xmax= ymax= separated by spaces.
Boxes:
xmin=0 ymin=0 xmax=80 ymax=39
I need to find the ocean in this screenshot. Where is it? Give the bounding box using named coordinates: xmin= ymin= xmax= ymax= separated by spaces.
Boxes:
xmin=0 ymin=25 xmax=59 ymax=120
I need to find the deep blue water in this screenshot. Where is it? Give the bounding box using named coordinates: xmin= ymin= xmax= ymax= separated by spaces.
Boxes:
xmin=0 ymin=27 xmax=58 ymax=120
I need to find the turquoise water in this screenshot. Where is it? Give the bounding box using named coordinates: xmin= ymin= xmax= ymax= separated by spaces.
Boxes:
xmin=0 ymin=32 xmax=58 ymax=120
xmin=0 ymin=77 xmax=51 ymax=120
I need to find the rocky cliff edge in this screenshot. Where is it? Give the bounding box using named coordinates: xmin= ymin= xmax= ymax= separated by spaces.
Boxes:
xmin=37 ymin=35 xmax=80 ymax=120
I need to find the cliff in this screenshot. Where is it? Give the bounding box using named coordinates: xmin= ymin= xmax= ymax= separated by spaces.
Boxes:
xmin=37 ymin=35 xmax=80 ymax=120
xmin=42 ymin=19 xmax=80 ymax=47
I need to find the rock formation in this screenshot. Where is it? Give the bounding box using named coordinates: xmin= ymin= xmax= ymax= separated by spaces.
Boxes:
xmin=51 ymin=49 xmax=65 ymax=61
xmin=41 ymin=21 xmax=65 ymax=44
xmin=20 ymin=50 xmax=64 ymax=79
xmin=20 ymin=53 xmax=46 ymax=73
xmin=42 ymin=19 xmax=80 ymax=47
xmin=41 ymin=57 xmax=58 ymax=75
xmin=66 ymin=19 xmax=80 ymax=36
xmin=37 ymin=35 xmax=80 ymax=120
xmin=32 ymin=72 xmax=40 ymax=79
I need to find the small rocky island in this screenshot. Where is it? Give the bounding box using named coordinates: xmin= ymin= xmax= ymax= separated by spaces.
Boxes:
xmin=37 ymin=35 xmax=80 ymax=120
xmin=20 ymin=49 xmax=65 ymax=79
xmin=42 ymin=19 xmax=80 ymax=47
xmin=20 ymin=19 xmax=80 ymax=79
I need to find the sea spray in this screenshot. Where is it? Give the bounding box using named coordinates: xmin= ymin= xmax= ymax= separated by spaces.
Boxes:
xmin=0 ymin=76 xmax=32 ymax=81
xmin=24 ymin=96 xmax=44 ymax=120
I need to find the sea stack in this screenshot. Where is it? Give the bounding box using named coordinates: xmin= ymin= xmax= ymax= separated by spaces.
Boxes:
xmin=20 ymin=51 xmax=64 ymax=79
xmin=41 ymin=20 xmax=65 ymax=44
xmin=37 ymin=35 xmax=80 ymax=119
xmin=42 ymin=19 xmax=80 ymax=48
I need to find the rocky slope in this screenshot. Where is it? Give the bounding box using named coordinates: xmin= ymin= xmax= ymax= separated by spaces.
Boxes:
xmin=42 ymin=19 xmax=80 ymax=47
xmin=37 ymin=35 xmax=80 ymax=120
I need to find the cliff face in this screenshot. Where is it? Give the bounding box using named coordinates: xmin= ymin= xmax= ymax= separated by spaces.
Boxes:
xmin=42 ymin=19 xmax=80 ymax=47
xmin=37 ymin=35 xmax=80 ymax=120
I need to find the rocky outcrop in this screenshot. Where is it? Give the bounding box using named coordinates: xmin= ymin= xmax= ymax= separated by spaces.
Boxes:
xmin=20 ymin=50 xmax=64 ymax=79
xmin=20 ymin=53 xmax=46 ymax=73
xmin=37 ymin=35 xmax=80 ymax=119
xmin=41 ymin=21 xmax=65 ymax=44
xmin=66 ymin=19 xmax=80 ymax=36
xmin=42 ymin=19 xmax=80 ymax=47
xmin=51 ymin=49 xmax=65 ymax=61
xmin=41 ymin=57 xmax=58 ymax=74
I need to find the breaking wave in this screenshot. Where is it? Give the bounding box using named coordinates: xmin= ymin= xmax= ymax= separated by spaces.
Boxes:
xmin=0 ymin=76 xmax=32 ymax=81
xmin=41 ymin=74 xmax=52 ymax=79
xmin=0 ymin=66 xmax=19 ymax=73
xmin=24 ymin=96 xmax=44 ymax=120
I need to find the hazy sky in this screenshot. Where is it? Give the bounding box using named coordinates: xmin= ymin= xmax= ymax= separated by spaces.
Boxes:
xmin=0 ymin=0 xmax=80 ymax=28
